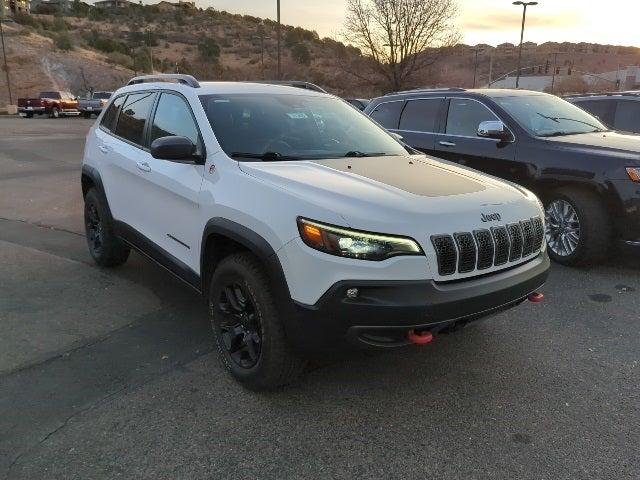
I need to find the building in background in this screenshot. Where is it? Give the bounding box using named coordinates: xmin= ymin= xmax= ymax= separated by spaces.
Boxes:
xmin=0 ymin=0 xmax=30 ymax=17
xmin=94 ymin=0 xmax=132 ymax=8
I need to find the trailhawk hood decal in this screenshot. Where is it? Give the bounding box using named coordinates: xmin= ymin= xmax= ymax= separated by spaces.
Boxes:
xmin=309 ymin=156 xmax=486 ymax=197
xmin=238 ymin=155 xmax=535 ymax=231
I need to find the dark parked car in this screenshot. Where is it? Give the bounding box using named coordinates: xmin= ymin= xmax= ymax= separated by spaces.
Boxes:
xmin=344 ymin=98 xmax=370 ymax=110
xmin=566 ymin=91 xmax=640 ymax=134
xmin=364 ymin=88 xmax=640 ymax=266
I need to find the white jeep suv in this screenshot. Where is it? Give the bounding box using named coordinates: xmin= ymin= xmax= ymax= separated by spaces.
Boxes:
xmin=82 ymin=74 xmax=549 ymax=390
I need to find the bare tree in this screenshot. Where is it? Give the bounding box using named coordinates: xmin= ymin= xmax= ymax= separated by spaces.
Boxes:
xmin=343 ymin=0 xmax=460 ymax=92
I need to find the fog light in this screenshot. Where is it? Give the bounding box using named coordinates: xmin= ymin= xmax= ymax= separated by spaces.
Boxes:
xmin=346 ymin=288 xmax=359 ymax=298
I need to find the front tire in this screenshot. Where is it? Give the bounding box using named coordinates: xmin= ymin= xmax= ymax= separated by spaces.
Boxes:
xmin=84 ymin=188 xmax=130 ymax=267
xmin=50 ymin=107 xmax=60 ymax=119
xmin=209 ymin=252 xmax=306 ymax=391
xmin=544 ymin=187 xmax=610 ymax=266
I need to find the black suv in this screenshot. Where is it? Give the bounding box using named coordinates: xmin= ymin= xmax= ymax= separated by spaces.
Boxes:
xmin=363 ymin=88 xmax=640 ymax=266
xmin=566 ymin=91 xmax=640 ymax=134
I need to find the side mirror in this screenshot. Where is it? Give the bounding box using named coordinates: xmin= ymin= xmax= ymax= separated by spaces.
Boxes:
xmin=150 ymin=136 xmax=197 ymax=161
xmin=389 ymin=132 xmax=404 ymax=142
xmin=478 ymin=120 xmax=511 ymax=141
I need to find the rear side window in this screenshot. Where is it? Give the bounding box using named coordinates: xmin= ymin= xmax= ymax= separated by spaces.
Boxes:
xmin=370 ymin=101 xmax=404 ymax=129
xmin=150 ymin=93 xmax=199 ymax=146
xmin=613 ymin=100 xmax=640 ymax=133
xmin=399 ymin=99 xmax=442 ymax=132
xmin=101 ymin=95 xmax=125 ymax=132
xmin=446 ymin=99 xmax=499 ymax=137
xmin=114 ymin=92 xmax=156 ymax=146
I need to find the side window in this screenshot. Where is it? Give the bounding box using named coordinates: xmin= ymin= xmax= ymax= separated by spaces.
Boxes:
xmin=113 ymin=92 xmax=156 ymax=146
xmin=101 ymin=95 xmax=125 ymax=132
xmin=446 ymin=99 xmax=499 ymax=137
xmin=613 ymin=100 xmax=640 ymax=133
xmin=575 ymin=100 xmax=613 ymax=126
xmin=150 ymin=93 xmax=200 ymax=146
xmin=399 ymin=99 xmax=443 ymax=133
xmin=370 ymin=101 xmax=404 ymax=129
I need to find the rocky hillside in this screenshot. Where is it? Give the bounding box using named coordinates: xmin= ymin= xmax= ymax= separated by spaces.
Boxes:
xmin=1 ymin=6 xmax=373 ymax=107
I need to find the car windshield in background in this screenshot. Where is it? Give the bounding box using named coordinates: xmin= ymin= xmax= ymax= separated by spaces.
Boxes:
xmin=199 ymin=94 xmax=407 ymax=160
xmin=495 ymin=94 xmax=608 ymax=137
xmin=94 ymin=92 xmax=112 ymax=100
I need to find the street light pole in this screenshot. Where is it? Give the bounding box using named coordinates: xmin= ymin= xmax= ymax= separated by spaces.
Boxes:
xmin=472 ymin=48 xmax=479 ymax=88
xmin=276 ymin=0 xmax=281 ymax=80
xmin=513 ymin=1 xmax=538 ymax=89
xmin=0 ymin=9 xmax=13 ymax=105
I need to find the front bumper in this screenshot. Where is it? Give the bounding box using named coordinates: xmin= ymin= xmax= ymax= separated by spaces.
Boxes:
xmin=285 ymin=253 xmax=550 ymax=351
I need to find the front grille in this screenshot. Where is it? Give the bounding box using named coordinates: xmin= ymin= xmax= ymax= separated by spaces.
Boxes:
xmin=431 ymin=235 xmax=457 ymax=276
xmin=491 ymin=226 xmax=510 ymax=266
xmin=454 ymin=232 xmax=477 ymax=273
xmin=532 ymin=216 xmax=544 ymax=251
xmin=507 ymin=223 xmax=524 ymax=261
xmin=520 ymin=219 xmax=535 ymax=257
xmin=474 ymin=230 xmax=494 ymax=270
xmin=431 ymin=216 xmax=543 ymax=276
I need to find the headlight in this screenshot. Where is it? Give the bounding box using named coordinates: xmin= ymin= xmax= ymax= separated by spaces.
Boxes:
xmin=297 ymin=218 xmax=423 ymax=261
xmin=626 ymin=167 xmax=640 ymax=183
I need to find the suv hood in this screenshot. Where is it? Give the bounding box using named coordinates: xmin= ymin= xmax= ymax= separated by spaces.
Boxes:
xmin=239 ymin=155 xmax=540 ymax=234
xmin=544 ymin=131 xmax=640 ymax=163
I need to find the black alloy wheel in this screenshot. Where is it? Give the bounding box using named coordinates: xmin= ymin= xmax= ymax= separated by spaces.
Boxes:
xmin=214 ymin=282 xmax=262 ymax=369
xmin=85 ymin=201 xmax=104 ymax=258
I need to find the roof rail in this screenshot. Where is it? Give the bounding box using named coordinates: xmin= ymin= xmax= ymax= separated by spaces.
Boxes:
xmin=126 ymin=74 xmax=200 ymax=88
xmin=384 ymin=87 xmax=466 ymax=96
xmin=253 ymin=80 xmax=327 ymax=93
xmin=565 ymin=91 xmax=640 ymax=98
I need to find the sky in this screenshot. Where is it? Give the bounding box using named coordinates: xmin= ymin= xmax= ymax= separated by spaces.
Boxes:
xmin=188 ymin=0 xmax=640 ymax=48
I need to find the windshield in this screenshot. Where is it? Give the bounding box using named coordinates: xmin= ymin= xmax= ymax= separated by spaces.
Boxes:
xmin=94 ymin=92 xmax=112 ymax=100
xmin=199 ymin=94 xmax=408 ymax=160
xmin=495 ymin=94 xmax=607 ymax=137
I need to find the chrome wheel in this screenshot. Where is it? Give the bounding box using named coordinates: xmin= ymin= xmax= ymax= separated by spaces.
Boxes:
xmin=545 ymin=199 xmax=581 ymax=257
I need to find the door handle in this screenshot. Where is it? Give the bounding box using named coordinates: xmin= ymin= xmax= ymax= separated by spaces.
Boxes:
xmin=98 ymin=145 xmax=110 ymax=154
xmin=136 ymin=161 xmax=151 ymax=173
xmin=439 ymin=141 xmax=457 ymax=147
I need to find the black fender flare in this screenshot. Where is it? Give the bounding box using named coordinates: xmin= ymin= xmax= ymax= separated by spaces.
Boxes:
xmin=81 ymin=164 xmax=116 ymax=221
xmin=200 ymin=218 xmax=292 ymax=301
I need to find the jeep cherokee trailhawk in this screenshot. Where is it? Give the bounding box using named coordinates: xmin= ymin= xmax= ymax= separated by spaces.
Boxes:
xmin=81 ymin=74 xmax=549 ymax=390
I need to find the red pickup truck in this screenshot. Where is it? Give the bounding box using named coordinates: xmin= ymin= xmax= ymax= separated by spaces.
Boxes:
xmin=17 ymin=91 xmax=80 ymax=118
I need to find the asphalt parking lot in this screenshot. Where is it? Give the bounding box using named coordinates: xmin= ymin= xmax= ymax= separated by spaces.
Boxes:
xmin=1 ymin=115 xmax=639 ymax=480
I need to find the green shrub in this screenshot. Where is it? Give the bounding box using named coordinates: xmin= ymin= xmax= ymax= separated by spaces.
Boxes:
xmin=198 ymin=37 xmax=220 ymax=62
xmin=105 ymin=52 xmax=132 ymax=68
xmin=54 ymin=32 xmax=73 ymax=51
xmin=292 ymin=43 xmax=311 ymax=66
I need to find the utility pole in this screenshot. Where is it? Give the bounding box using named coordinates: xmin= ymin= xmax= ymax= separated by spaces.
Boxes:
xmin=551 ymin=52 xmax=558 ymax=93
xmin=488 ymin=54 xmax=493 ymax=85
xmin=513 ymin=1 xmax=538 ymax=89
xmin=0 ymin=8 xmax=13 ymax=105
xmin=472 ymin=48 xmax=479 ymax=88
xmin=276 ymin=0 xmax=281 ymax=80
xmin=253 ymin=25 xmax=271 ymax=80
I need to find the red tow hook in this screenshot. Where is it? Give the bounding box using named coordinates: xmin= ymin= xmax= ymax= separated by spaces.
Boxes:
xmin=528 ymin=292 xmax=544 ymax=303
xmin=407 ymin=330 xmax=433 ymax=345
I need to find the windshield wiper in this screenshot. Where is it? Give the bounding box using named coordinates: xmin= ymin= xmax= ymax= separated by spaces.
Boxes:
xmin=536 ymin=112 xmax=606 ymax=131
xmin=230 ymin=151 xmax=300 ymax=161
xmin=343 ymin=151 xmax=387 ymax=158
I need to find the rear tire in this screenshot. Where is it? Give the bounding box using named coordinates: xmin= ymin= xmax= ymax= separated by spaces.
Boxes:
xmin=209 ymin=252 xmax=306 ymax=391
xmin=83 ymin=112 xmax=91 ymax=119
xmin=84 ymin=188 xmax=130 ymax=267
xmin=544 ymin=187 xmax=610 ymax=266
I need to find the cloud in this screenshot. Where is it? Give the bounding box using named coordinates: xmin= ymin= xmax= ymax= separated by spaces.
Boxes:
xmin=463 ymin=10 xmax=580 ymax=32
